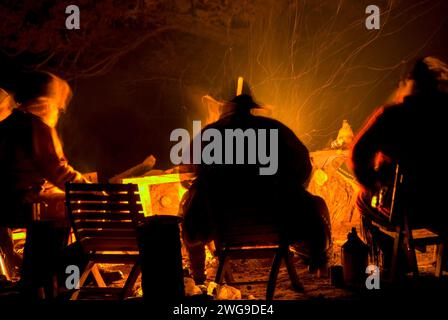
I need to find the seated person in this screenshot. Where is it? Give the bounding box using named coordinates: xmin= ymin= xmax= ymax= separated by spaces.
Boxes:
xmin=351 ymin=56 xmax=448 ymax=270
xmin=181 ymin=80 xmax=332 ymax=284
xmin=0 ymin=88 xmax=17 ymax=278
xmin=0 ymin=71 xmax=87 ymax=297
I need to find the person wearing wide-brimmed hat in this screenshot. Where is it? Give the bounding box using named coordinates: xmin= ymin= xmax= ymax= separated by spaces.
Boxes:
xmin=182 ymin=79 xmax=332 ymax=284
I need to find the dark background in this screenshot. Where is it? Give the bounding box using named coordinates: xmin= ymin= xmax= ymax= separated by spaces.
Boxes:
xmin=1 ymin=0 xmax=447 ymax=180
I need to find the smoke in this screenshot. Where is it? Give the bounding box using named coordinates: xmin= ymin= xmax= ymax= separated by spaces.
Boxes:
xmin=188 ymin=0 xmax=448 ymax=149
xmin=56 ymin=0 xmax=448 ymax=179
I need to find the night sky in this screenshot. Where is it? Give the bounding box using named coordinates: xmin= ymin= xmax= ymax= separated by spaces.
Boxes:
xmin=1 ymin=0 xmax=447 ymax=180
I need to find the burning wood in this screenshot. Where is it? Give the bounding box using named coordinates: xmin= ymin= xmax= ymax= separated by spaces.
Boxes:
xmin=123 ymin=173 xmax=194 ymax=217
xmin=109 ymin=155 xmax=157 ymax=183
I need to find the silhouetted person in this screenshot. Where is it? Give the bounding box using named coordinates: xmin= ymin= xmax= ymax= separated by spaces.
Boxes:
xmin=0 ymin=71 xmax=87 ymax=298
xmin=182 ymin=81 xmax=331 ymax=284
xmin=351 ymin=56 xmax=448 ymax=271
xmin=0 ymin=88 xmax=17 ymax=278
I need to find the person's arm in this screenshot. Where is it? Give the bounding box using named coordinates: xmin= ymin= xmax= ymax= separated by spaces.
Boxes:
xmin=350 ymin=107 xmax=387 ymax=190
xmin=31 ymin=119 xmax=87 ymax=190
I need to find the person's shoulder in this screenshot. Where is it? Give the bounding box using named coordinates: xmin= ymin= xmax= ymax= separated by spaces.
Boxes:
xmin=0 ymin=109 xmax=38 ymax=135
xmin=10 ymin=108 xmax=43 ymax=121
xmin=251 ymin=115 xmax=307 ymax=147
xmin=202 ymin=119 xmax=224 ymax=131
xmin=17 ymin=109 xmax=53 ymax=132
xmin=205 ymin=113 xmax=295 ymax=134
xmin=403 ymin=92 xmax=448 ymax=107
xmin=4 ymin=108 xmax=33 ymax=124
xmin=251 ymin=115 xmax=291 ymax=129
xmin=251 ymin=114 xmax=280 ymax=124
xmin=375 ymin=103 xmax=407 ymax=119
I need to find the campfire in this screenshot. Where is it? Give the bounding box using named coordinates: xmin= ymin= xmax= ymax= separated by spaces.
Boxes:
xmin=123 ymin=173 xmax=194 ymax=217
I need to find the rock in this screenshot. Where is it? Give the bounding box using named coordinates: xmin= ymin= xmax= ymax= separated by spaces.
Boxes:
xmin=217 ymin=285 xmax=242 ymax=300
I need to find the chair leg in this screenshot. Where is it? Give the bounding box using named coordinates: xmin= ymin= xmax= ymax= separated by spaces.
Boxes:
xmin=266 ymin=251 xmax=282 ymax=300
xmin=121 ymin=263 xmax=141 ymax=299
xmin=391 ymin=226 xmax=403 ymax=282
xmin=71 ymin=261 xmax=95 ymax=300
xmin=435 ymin=243 xmax=445 ymax=278
xmin=91 ymin=263 xmax=107 ymax=287
xmin=403 ymin=216 xmax=418 ymax=277
xmin=215 ymin=251 xmax=228 ymax=285
xmin=283 ymin=248 xmax=303 ymax=292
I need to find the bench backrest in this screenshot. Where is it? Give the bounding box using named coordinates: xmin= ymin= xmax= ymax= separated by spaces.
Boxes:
xmin=66 ymin=183 xmax=143 ymax=254
xmin=214 ymin=211 xmax=282 ymax=248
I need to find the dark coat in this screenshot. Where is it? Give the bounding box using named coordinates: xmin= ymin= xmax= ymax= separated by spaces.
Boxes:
xmin=182 ymin=110 xmax=312 ymax=243
xmin=351 ymin=92 xmax=448 ymax=227
xmin=0 ymin=109 xmax=85 ymax=224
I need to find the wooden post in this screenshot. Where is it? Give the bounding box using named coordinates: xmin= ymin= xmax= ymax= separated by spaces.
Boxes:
xmin=136 ymin=215 xmax=185 ymax=302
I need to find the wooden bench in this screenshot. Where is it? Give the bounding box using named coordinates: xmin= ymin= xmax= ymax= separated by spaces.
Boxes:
xmin=66 ymin=183 xmax=143 ymax=300
xmin=214 ymin=218 xmax=303 ymax=300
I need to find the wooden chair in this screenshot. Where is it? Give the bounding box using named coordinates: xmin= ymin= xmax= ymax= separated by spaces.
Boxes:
xmin=213 ymin=217 xmax=303 ymax=300
xmin=66 ymin=183 xmax=143 ymax=300
xmin=371 ymin=165 xmax=447 ymax=281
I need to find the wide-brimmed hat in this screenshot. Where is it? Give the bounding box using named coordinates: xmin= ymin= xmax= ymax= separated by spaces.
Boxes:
xmin=229 ymin=93 xmax=261 ymax=109
xmin=217 ymin=77 xmax=261 ymax=109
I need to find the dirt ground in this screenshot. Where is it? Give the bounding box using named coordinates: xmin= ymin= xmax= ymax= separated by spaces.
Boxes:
xmin=99 ymin=211 xmax=441 ymax=301
xmin=1 ymin=150 xmax=445 ymax=301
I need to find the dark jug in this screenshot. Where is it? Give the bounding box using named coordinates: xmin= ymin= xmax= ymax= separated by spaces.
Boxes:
xmin=341 ymin=227 xmax=369 ymax=287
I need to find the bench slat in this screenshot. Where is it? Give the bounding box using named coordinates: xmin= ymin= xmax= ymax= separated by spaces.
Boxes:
xmin=77 ymin=229 xmax=137 ymax=239
xmin=80 ymin=238 xmax=139 ymax=252
xmin=67 ymin=183 xmax=138 ymax=192
xmin=68 ymin=193 xmax=140 ymax=202
xmin=74 ymin=220 xmax=135 ymax=230
xmin=70 ymin=212 xmax=137 ymax=221
xmin=69 ymin=202 xmax=141 ymax=212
